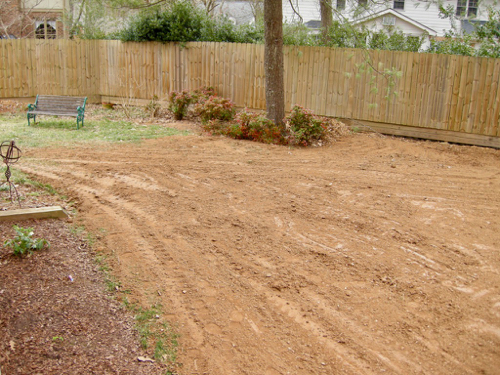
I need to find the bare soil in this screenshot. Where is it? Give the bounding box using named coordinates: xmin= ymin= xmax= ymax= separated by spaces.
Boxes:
xmin=1 ymin=108 xmax=500 ymax=375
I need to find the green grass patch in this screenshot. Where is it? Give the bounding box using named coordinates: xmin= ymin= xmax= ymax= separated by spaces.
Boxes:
xmin=0 ymin=167 xmax=66 ymax=202
xmin=133 ymin=304 xmax=180 ymax=364
xmin=0 ymin=113 xmax=188 ymax=149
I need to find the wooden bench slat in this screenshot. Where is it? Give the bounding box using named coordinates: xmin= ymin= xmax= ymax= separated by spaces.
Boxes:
xmin=27 ymin=95 xmax=87 ymax=129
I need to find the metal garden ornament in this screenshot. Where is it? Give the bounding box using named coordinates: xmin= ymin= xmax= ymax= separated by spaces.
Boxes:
xmin=0 ymin=140 xmax=22 ymax=207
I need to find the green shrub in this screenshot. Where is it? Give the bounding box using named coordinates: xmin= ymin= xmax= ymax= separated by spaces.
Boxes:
xmin=426 ymin=30 xmax=475 ymax=56
xmin=369 ymin=29 xmax=426 ymax=52
xmin=322 ymin=21 xmax=370 ymax=49
xmin=283 ymin=22 xmax=317 ymax=46
xmin=4 ymin=225 xmax=50 ymax=257
xmin=474 ymin=7 xmax=500 ymax=58
xmin=118 ymin=0 xmax=263 ymax=44
xmin=119 ymin=1 xmax=204 ymax=42
xmin=285 ymin=105 xmax=328 ymax=146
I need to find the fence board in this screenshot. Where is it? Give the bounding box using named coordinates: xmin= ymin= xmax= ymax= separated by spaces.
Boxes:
xmin=490 ymin=61 xmax=500 ymax=136
xmin=1 ymin=40 xmax=499 ymax=143
xmin=478 ymin=58 xmax=494 ymax=135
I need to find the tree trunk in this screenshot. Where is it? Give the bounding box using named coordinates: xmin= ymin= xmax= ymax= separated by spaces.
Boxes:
xmin=264 ymin=0 xmax=285 ymax=128
xmin=320 ymin=0 xmax=333 ymax=42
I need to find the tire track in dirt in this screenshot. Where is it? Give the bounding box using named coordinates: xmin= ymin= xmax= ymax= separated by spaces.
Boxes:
xmin=19 ymin=133 xmax=500 ymax=375
xmin=20 ymin=156 xmax=394 ymax=373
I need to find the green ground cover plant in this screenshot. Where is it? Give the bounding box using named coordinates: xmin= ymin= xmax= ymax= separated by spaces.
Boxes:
xmin=132 ymin=303 xmax=180 ymax=364
xmin=3 ymin=225 xmax=50 ymax=257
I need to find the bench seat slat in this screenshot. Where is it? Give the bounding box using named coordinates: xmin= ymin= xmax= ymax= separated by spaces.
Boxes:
xmin=27 ymin=95 xmax=87 ymax=129
xmin=29 ymin=111 xmax=79 ymax=117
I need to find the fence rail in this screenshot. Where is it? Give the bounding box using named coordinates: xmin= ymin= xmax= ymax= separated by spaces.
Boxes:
xmin=1 ymin=39 xmax=499 ymax=141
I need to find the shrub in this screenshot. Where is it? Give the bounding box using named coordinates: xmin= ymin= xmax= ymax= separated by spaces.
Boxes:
xmin=195 ymin=96 xmax=235 ymax=123
xmin=118 ymin=1 xmax=204 ymax=42
xmin=283 ymin=22 xmax=317 ymax=46
xmin=322 ymin=21 xmax=370 ymax=49
xmin=4 ymin=225 xmax=50 ymax=257
xmin=201 ymin=119 xmax=233 ymax=135
xmin=118 ymin=1 xmax=264 ymax=44
xmin=426 ymin=30 xmax=474 ymax=56
xmin=236 ymin=109 xmax=284 ymax=144
xmin=369 ymin=29 xmax=426 ymax=52
xmin=202 ymin=109 xmax=285 ymax=145
xmin=285 ymin=105 xmax=328 ymax=146
xmin=168 ymin=90 xmax=192 ymax=120
xmin=145 ymin=95 xmax=161 ymax=118
xmin=190 ymin=86 xmax=218 ymax=105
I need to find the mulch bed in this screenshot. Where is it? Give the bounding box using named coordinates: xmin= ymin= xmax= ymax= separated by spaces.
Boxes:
xmin=0 ymin=186 xmax=167 ymax=374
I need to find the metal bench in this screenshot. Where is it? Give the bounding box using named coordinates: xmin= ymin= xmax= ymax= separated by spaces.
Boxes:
xmin=27 ymin=95 xmax=87 ymax=129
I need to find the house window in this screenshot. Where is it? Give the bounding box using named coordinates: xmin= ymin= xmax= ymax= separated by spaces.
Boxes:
xmin=35 ymin=21 xmax=56 ymax=39
xmin=468 ymin=0 xmax=478 ymax=17
xmin=337 ymin=0 xmax=346 ymax=10
xmin=456 ymin=0 xmax=467 ymax=16
xmin=394 ymin=0 xmax=405 ymax=10
xmin=456 ymin=0 xmax=478 ymax=17
xmin=382 ymin=16 xmax=396 ymax=26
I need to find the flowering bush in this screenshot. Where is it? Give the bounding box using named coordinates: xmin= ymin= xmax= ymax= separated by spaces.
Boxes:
xmin=195 ymin=96 xmax=236 ymax=123
xmin=285 ymin=105 xmax=328 ymax=146
xmin=236 ymin=109 xmax=284 ymax=144
xmin=175 ymin=91 xmax=344 ymax=147
xmin=202 ymin=109 xmax=285 ymax=145
xmin=168 ymin=90 xmax=192 ymax=120
xmin=190 ymin=86 xmax=217 ymax=104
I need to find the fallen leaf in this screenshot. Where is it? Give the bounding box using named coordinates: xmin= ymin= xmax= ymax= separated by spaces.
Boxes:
xmin=137 ymin=356 xmax=155 ymax=363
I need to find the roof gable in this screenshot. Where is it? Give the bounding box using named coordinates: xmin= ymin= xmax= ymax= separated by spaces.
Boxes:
xmin=354 ymin=9 xmax=437 ymax=36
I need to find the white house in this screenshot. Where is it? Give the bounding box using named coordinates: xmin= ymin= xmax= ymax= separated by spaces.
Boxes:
xmin=211 ymin=0 xmax=257 ymax=25
xmin=283 ymin=0 xmax=497 ymax=45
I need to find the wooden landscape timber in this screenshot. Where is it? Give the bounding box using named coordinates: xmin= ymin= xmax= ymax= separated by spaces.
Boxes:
xmin=0 ymin=206 xmax=68 ymax=221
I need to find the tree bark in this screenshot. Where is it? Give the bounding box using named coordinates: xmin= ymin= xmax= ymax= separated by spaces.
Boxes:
xmin=264 ymin=0 xmax=285 ymax=128
xmin=320 ymin=0 xmax=333 ymax=41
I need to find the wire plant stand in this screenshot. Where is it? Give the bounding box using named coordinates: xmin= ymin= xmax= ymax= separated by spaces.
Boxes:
xmin=1 ymin=140 xmax=22 ymax=208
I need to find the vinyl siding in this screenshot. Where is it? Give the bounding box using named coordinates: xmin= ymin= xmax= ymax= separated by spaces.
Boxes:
xmin=282 ymin=0 xmax=497 ymax=37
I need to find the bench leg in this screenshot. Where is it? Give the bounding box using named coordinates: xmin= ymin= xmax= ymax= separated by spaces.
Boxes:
xmin=76 ymin=115 xmax=84 ymax=130
xmin=27 ymin=113 xmax=36 ymax=126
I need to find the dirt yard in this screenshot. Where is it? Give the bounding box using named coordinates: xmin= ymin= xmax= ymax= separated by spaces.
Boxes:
xmin=1 ymin=117 xmax=500 ymax=374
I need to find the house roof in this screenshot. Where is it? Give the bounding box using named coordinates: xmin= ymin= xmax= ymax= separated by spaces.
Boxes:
xmin=461 ymin=19 xmax=488 ymax=34
xmin=304 ymin=20 xmax=322 ymax=29
xmin=213 ymin=1 xmax=255 ymax=25
xmin=353 ymin=9 xmax=438 ymax=36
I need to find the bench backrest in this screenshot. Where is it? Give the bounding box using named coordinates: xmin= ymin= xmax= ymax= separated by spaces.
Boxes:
xmin=35 ymin=95 xmax=87 ymax=114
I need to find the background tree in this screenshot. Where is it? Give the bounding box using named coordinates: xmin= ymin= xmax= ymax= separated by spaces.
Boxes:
xmin=319 ymin=0 xmax=332 ymax=42
xmin=264 ymin=0 xmax=285 ymax=128
xmin=475 ymin=6 xmax=500 ymax=58
xmin=249 ymin=0 xmax=264 ymax=23
xmin=0 ymin=0 xmax=44 ymax=38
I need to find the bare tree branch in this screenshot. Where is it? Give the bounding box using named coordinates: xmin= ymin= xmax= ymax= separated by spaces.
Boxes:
xmin=287 ymin=0 xmax=303 ymax=23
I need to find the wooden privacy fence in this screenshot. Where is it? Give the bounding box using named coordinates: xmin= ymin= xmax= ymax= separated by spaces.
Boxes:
xmin=1 ymin=39 xmax=499 ymax=145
